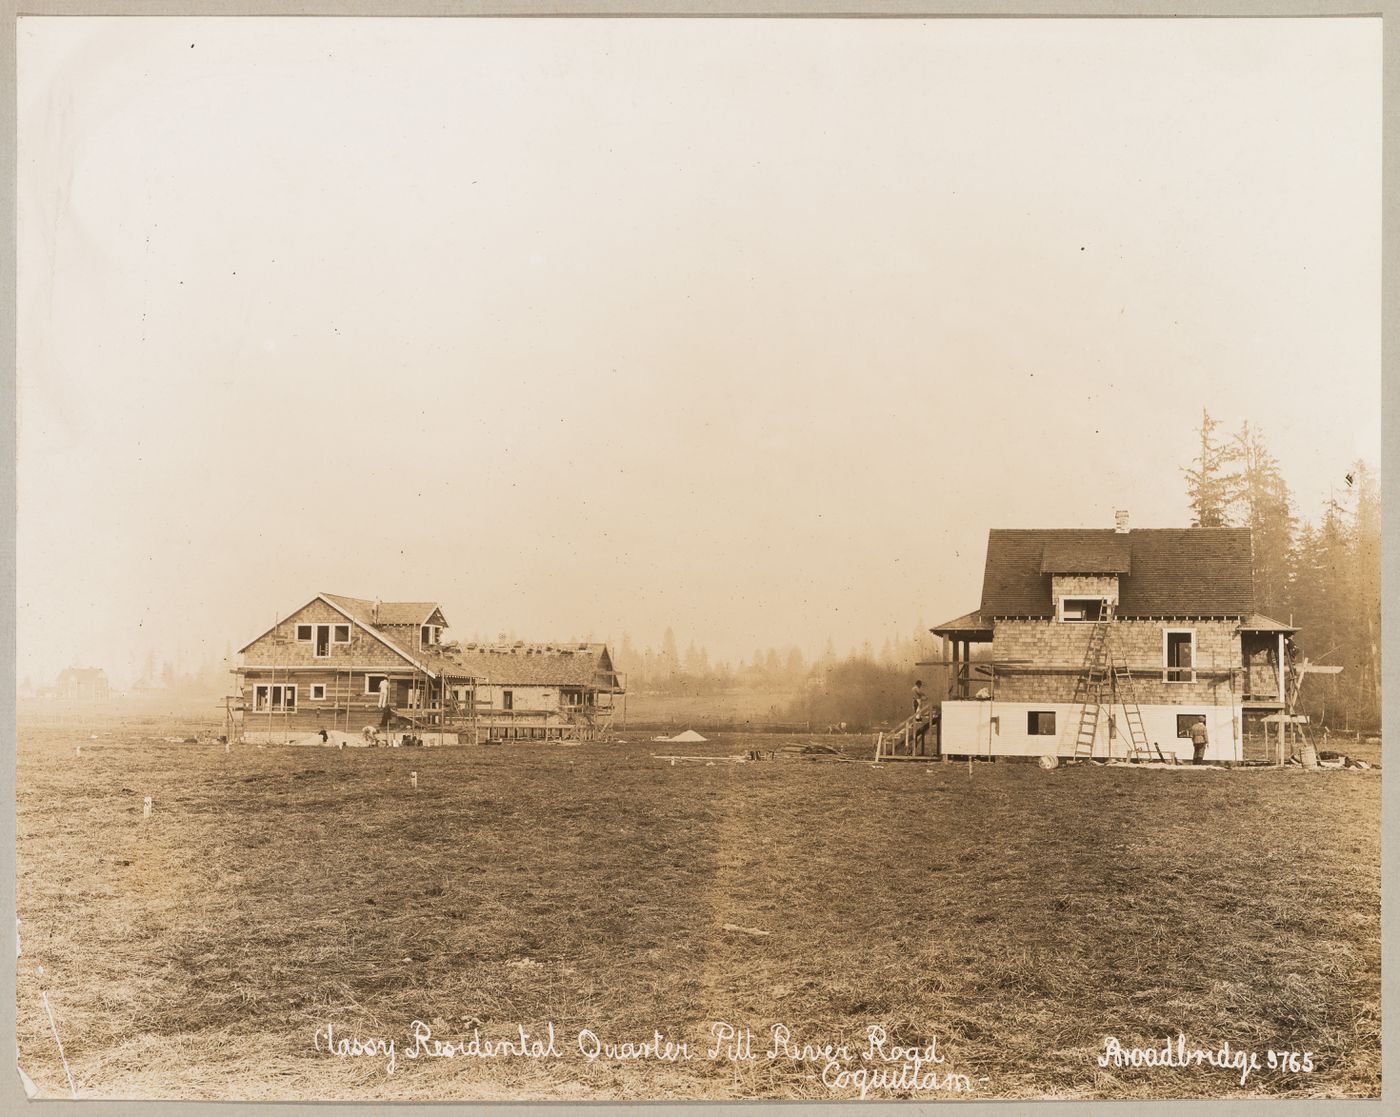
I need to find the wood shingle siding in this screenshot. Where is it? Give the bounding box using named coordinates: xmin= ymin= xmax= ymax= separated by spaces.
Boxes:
xmin=240 ymin=599 xmax=419 ymax=670
xmin=989 ymin=618 xmax=1241 ymax=705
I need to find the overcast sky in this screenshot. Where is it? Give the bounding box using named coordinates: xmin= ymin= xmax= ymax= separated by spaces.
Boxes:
xmin=17 ymin=16 xmax=1380 ymax=686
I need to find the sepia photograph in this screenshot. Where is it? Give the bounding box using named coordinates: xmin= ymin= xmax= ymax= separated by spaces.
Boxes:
xmin=13 ymin=10 xmax=1383 ymax=1105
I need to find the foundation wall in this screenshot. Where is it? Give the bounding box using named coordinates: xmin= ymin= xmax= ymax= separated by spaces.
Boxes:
xmin=939 ymin=700 xmax=1241 ymax=762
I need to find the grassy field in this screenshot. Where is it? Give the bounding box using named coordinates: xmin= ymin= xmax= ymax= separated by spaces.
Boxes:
xmin=15 ymin=712 xmax=1381 ymax=1101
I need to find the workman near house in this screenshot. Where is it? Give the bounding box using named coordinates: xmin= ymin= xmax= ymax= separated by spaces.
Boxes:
xmin=1189 ymin=717 xmax=1209 ymax=765
xmin=912 ymin=679 xmax=930 ymax=755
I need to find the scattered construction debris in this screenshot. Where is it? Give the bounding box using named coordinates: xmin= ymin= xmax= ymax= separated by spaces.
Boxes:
xmin=652 ymin=753 xmax=747 ymax=764
xmin=655 ymin=741 xmax=853 ymax=766
xmin=1289 ymin=750 xmax=1373 ymax=770
xmin=773 ymin=742 xmax=852 ymax=763
xmin=1101 ymin=760 xmax=1227 ymax=770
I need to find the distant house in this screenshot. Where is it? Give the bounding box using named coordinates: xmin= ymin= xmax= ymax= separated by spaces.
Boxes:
xmin=930 ymin=515 xmax=1293 ymax=763
xmin=444 ymin=641 xmax=624 ymax=741
xmin=237 ymin=594 xmax=475 ymax=744
xmin=235 ymin=595 xmax=624 ymax=744
xmin=55 ymin=667 xmax=111 ymax=702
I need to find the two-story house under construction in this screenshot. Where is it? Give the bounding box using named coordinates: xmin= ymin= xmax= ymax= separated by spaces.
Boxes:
xmin=234 ymin=595 xmax=624 ymax=745
xmin=930 ymin=517 xmax=1294 ymax=763
xmin=236 ymin=594 xmax=475 ymax=744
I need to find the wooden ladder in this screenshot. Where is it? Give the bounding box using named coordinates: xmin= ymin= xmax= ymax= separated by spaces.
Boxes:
xmin=1069 ymin=621 xmax=1111 ymax=759
xmin=1110 ymin=657 xmax=1155 ymax=761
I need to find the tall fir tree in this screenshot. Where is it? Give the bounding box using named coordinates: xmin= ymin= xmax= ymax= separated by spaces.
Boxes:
xmin=1230 ymin=421 xmax=1296 ymax=619
xmin=1183 ymin=410 xmax=1380 ymax=731
xmin=1183 ymin=408 xmax=1240 ymax=527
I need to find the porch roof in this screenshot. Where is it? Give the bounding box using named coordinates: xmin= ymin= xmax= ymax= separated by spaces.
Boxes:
xmin=1239 ymin=613 xmax=1297 ymax=633
xmin=929 ymin=610 xmax=994 ymax=639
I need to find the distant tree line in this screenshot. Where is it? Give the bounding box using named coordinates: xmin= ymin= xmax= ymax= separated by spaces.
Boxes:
xmin=612 ymin=626 xmax=940 ymax=729
xmin=131 ymin=648 xmax=235 ymax=697
xmin=1186 ymin=408 xmax=1381 ymax=731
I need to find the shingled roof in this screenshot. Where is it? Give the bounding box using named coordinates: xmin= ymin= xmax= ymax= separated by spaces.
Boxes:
xmin=978 ymin=528 xmax=1253 ymax=618
xmin=322 ymin=594 xmax=443 ymax=628
xmin=443 ymin=643 xmax=620 ymax=689
xmin=929 ymin=610 xmax=995 ymax=637
xmin=1039 ymin=537 xmax=1132 ymax=574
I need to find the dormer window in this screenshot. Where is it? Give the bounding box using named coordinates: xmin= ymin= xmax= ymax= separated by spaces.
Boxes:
xmin=1059 ymin=597 xmax=1108 ymax=623
xmin=420 ymin=624 xmax=441 ymax=649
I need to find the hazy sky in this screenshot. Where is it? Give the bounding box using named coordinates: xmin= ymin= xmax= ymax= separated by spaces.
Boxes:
xmin=17 ymin=16 xmax=1380 ymax=686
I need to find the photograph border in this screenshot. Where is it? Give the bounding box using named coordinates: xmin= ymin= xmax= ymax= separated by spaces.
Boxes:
xmin=2 ymin=2 xmax=1394 ymax=1114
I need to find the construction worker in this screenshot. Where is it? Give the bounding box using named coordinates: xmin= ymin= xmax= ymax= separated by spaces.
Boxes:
xmin=912 ymin=680 xmax=929 ymax=755
xmin=1189 ymin=717 xmax=1209 ymax=765
xmin=378 ymin=678 xmax=391 ymax=730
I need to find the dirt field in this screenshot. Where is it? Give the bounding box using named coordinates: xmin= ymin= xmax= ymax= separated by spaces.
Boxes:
xmin=15 ymin=713 xmax=1381 ymax=1101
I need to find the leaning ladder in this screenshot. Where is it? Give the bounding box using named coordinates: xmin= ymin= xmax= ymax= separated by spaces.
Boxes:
xmin=1110 ymin=657 xmax=1154 ymax=761
xmin=1069 ymin=620 xmax=1111 ymax=758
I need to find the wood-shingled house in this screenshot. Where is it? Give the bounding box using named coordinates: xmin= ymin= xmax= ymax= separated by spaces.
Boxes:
xmin=235 ymin=595 xmax=624 ymax=744
xmin=930 ymin=516 xmax=1294 ymax=763
xmin=236 ymin=594 xmax=475 ymax=744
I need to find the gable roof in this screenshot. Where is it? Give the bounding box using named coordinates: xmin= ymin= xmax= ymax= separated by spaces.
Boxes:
xmin=980 ymin=528 xmax=1253 ymax=618
xmin=443 ymin=642 xmax=621 ymax=689
xmin=239 ymin=594 xmax=452 ymax=677
xmin=321 ymin=595 xmax=445 ymax=630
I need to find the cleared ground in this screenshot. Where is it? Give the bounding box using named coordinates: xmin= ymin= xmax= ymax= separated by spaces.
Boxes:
xmin=15 ymin=713 xmax=1381 ymax=1101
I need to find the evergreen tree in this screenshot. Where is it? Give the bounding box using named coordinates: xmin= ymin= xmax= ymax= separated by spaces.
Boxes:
xmin=1230 ymin=421 xmax=1296 ymax=618
xmin=1182 ymin=411 xmax=1381 ymax=731
xmin=618 ymin=631 xmax=638 ymax=673
xmin=659 ymin=628 xmax=679 ymax=676
xmin=683 ymin=641 xmax=711 ymax=677
xmin=785 ymin=647 xmax=806 ymax=679
xmin=1183 ymin=408 xmax=1240 ymax=527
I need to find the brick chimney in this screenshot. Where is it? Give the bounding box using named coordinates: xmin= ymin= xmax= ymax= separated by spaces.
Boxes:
xmin=1114 ymin=510 xmax=1130 ymax=533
